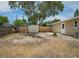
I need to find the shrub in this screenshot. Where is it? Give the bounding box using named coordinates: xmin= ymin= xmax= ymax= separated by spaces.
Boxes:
xmin=0 ymin=29 xmax=3 ymax=32
xmin=42 ymin=23 xmax=47 ymax=26
xmin=53 ymin=32 xmax=57 ymax=36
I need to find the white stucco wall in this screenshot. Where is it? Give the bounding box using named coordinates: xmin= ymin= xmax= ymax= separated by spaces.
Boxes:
xmin=28 ymin=25 xmax=38 ymax=32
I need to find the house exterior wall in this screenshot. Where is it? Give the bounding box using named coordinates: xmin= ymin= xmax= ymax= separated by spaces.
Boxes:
xmin=53 ymin=19 xmax=79 ymax=36
xmin=65 ymin=19 xmax=79 ymax=36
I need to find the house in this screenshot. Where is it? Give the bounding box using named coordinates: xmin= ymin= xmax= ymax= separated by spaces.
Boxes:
xmin=52 ymin=16 xmax=79 ymax=36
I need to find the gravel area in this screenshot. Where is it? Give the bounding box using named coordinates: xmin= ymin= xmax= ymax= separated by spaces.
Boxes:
xmin=0 ymin=32 xmax=79 ymax=58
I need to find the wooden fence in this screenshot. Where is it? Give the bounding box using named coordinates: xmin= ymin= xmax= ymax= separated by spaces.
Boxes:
xmin=39 ymin=26 xmax=52 ymax=32
xmin=0 ymin=27 xmax=14 ymax=36
xmin=18 ymin=26 xmax=28 ymax=33
xmin=0 ymin=26 xmax=53 ymax=36
xmin=18 ymin=26 xmax=52 ymax=33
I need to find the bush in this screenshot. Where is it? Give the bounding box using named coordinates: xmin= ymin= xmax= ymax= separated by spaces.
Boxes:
xmin=53 ymin=32 xmax=57 ymax=36
xmin=42 ymin=23 xmax=47 ymax=26
xmin=0 ymin=28 xmax=3 ymax=32
xmin=75 ymin=32 xmax=79 ymax=39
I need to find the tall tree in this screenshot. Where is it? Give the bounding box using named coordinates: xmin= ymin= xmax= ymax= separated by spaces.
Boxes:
xmin=9 ymin=1 xmax=35 ymax=16
xmin=28 ymin=12 xmax=46 ymax=25
xmin=39 ymin=1 xmax=64 ymax=17
xmin=0 ymin=16 xmax=8 ymax=26
xmin=9 ymin=1 xmax=64 ymax=25
xmin=74 ymin=9 xmax=79 ymax=17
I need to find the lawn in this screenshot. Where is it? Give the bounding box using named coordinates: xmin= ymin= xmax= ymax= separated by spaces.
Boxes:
xmin=0 ymin=32 xmax=79 ymax=58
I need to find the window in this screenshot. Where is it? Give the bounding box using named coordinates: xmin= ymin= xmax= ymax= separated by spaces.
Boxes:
xmin=62 ymin=24 xmax=64 ymax=29
xmin=74 ymin=21 xmax=78 ymax=28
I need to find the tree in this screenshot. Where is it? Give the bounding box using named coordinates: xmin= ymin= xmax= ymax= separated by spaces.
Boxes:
xmin=9 ymin=1 xmax=35 ymax=16
xmin=39 ymin=1 xmax=64 ymax=17
xmin=9 ymin=1 xmax=64 ymax=25
xmin=28 ymin=15 xmax=37 ymax=25
xmin=42 ymin=18 xmax=60 ymax=25
xmin=36 ymin=13 xmax=46 ymax=25
xmin=74 ymin=9 xmax=79 ymax=17
xmin=43 ymin=21 xmax=53 ymax=25
xmin=22 ymin=16 xmax=28 ymax=25
xmin=28 ymin=12 xmax=46 ymax=25
xmin=13 ymin=19 xmax=25 ymax=26
xmin=53 ymin=19 xmax=60 ymax=23
xmin=0 ymin=16 xmax=8 ymax=26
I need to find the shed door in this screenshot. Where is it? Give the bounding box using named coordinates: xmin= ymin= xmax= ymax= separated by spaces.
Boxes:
xmin=61 ymin=23 xmax=65 ymax=34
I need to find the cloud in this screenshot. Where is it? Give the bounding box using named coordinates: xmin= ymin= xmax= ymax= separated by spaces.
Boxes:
xmin=0 ymin=1 xmax=11 ymax=13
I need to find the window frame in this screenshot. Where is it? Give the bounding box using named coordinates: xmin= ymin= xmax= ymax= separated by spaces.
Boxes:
xmin=74 ymin=20 xmax=78 ymax=29
xmin=62 ymin=23 xmax=64 ymax=29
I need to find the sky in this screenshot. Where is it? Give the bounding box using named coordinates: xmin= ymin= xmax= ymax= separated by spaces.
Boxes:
xmin=0 ymin=1 xmax=79 ymax=24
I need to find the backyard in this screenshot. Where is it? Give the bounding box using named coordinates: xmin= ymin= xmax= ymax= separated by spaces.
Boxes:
xmin=0 ymin=32 xmax=79 ymax=58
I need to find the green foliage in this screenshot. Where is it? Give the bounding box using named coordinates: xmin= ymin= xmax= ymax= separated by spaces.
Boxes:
xmin=0 ymin=16 xmax=8 ymax=26
xmin=39 ymin=1 xmax=64 ymax=16
xmin=9 ymin=1 xmax=64 ymax=25
xmin=43 ymin=19 xmax=60 ymax=25
xmin=74 ymin=9 xmax=79 ymax=17
xmin=23 ymin=19 xmax=28 ymax=25
xmin=13 ymin=19 xmax=25 ymax=26
xmin=9 ymin=1 xmax=35 ymax=16
xmin=43 ymin=21 xmax=53 ymax=25
xmin=53 ymin=19 xmax=60 ymax=23
xmin=28 ymin=13 xmax=45 ymax=25
xmin=28 ymin=15 xmax=37 ymax=25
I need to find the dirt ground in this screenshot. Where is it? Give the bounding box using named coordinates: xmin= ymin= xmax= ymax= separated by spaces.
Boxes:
xmin=0 ymin=32 xmax=79 ymax=58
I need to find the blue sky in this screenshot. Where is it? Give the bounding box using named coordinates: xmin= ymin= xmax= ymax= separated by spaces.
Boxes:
xmin=0 ymin=1 xmax=79 ymax=24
